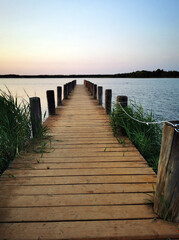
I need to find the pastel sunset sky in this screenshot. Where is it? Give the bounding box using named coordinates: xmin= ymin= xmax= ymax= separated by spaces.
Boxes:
xmin=0 ymin=0 xmax=179 ymax=74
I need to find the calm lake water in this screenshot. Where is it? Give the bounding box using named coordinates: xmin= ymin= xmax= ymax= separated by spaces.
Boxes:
xmin=0 ymin=78 xmax=178 ymax=122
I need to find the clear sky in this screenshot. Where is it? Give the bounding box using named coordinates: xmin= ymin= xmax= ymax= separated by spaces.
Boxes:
xmin=0 ymin=0 xmax=179 ymax=74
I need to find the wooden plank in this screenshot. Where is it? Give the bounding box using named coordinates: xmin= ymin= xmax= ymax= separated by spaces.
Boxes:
xmin=0 ymin=183 xmax=155 ymax=195
xmin=0 ymin=175 xmax=157 ymax=185
xmin=3 ymin=167 xmax=155 ymax=178
xmin=0 ymin=193 xmax=152 ymax=207
xmin=0 ymin=205 xmax=156 ymax=222
xmin=0 ymin=219 xmax=178 ymax=240
xmin=11 ymin=156 xmax=146 ymax=164
xmin=24 ymin=151 xmax=143 ymax=158
xmin=9 ymin=162 xmax=148 ymax=169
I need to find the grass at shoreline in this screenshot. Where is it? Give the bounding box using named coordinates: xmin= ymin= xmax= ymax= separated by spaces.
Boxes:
xmin=110 ymin=100 xmax=162 ymax=173
xmin=0 ymin=90 xmax=48 ymax=175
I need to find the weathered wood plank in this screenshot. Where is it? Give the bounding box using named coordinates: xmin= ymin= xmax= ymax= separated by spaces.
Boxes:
xmin=0 ymin=175 xmax=157 ymax=185
xmin=0 ymin=183 xmax=155 ymax=195
xmin=0 ymin=205 xmax=156 ymax=222
xmin=10 ymin=156 xmax=146 ymax=163
xmin=3 ymin=167 xmax=155 ymax=177
xmin=9 ymin=162 xmax=148 ymax=170
xmin=0 ymin=219 xmax=178 ymax=240
xmin=0 ymin=193 xmax=152 ymax=207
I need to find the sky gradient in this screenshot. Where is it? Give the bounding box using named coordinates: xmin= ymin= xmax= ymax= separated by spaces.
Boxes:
xmin=0 ymin=0 xmax=179 ymax=74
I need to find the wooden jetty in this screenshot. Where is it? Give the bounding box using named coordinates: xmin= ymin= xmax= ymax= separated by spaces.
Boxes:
xmin=0 ymin=84 xmax=178 ymax=239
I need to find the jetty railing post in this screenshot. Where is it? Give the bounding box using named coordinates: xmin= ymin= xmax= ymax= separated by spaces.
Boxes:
xmin=98 ymin=86 xmax=103 ymax=105
xmin=105 ymin=89 xmax=112 ymax=114
xmin=116 ymin=96 xmax=128 ymax=107
xmin=46 ymin=90 xmax=55 ymax=115
xmin=30 ymin=97 xmax=42 ymax=138
xmin=72 ymin=80 xmax=75 ymax=90
xmin=93 ymin=84 xmax=97 ymax=99
xmin=64 ymin=84 xmax=68 ymax=99
xmin=91 ymin=83 xmax=94 ymax=96
xmin=57 ymin=86 xmax=62 ymax=106
xmin=69 ymin=82 xmax=72 ymax=93
xmin=67 ymin=83 xmax=69 ymax=96
xmin=67 ymin=83 xmax=70 ymax=95
xmin=87 ymin=81 xmax=90 ymax=91
xmin=154 ymin=122 xmax=179 ymax=222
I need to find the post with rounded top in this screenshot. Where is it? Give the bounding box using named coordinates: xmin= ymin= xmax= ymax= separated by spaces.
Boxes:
xmin=116 ymin=96 xmax=128 ymax=107
xmin=72 ymin=80 xmax=75 ymax=89
xmin=86 ymin=81 xmax=90 ymax=92
xmin=154 ymin=122 xmax=179 ymax=222
xmin=105 ymin=89 xmax=112 ymax=114
xmin=67 ymin=83 xmax=70 ymax=96
xmin=64 ymin=84 xmax=68 ymax=99
xmin=30 ymin=97 xmax=42 ymax=138
xmin=93 ymin=84 xmax=97 ymax=99
xmin=87 ymin=81 xmax=90 ymax=91
xmin=98 ymin=86 xmax=103 ymax=105
xmin=57 ymin=86 xmax=62 ymax=106
xmin=70 ymin=82 xmax=72 ymax=93
xmin=46 ymin=90 xmax=55 ymax=115
xmin=91 ymin=83 xmax=94 ymax=96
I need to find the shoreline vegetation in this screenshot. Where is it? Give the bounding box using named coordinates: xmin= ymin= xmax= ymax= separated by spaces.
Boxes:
xmin=0 ymin=90 xmax=49 ymax=175
xmin=110 ymin=101 xmax=162 ymax=173
xmin=0 ymin=69 xmax=179 ymax=78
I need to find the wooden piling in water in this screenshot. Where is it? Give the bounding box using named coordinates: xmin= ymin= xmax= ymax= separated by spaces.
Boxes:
xmin=116 ymin=95 xmax=128 ymax=107
xmin=46 ymin=90 xmax=55 ymax=115
xmin=57 ymin=86 xmax=62 ymax=106
xmin=93 ymin=84 xmax=97 ymax=99
xmin=105 ymin=89 xmax=112 ymax=114
xmin=64 ymin=84 xmax=68 ymax=99
xmin=67 ymin=83 xmax=70 ymax=96
xmin=29 ymin=97 xmax=42 ymax=138
xmin=91 ymin=83 xmax=94 ymax=96
xmin=154 ymin=122 xmax=179 ymax=222
xmin=98 ymin=86 xmax=103 ymax=105
xmin=69 ymin=82 xmax=72 ymax=94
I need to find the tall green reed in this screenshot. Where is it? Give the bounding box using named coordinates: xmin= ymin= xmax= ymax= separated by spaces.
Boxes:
xmin=110 ymin=100 xmax=162 ymax=173
xmin=0 ymin=89 xmax=49 ymax=174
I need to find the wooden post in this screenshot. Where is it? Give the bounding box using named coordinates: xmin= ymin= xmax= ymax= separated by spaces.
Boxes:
xmin=64 ymin=84 xmax=68 ymax=99
xmin=30 ymin=97 xmax=42 ymax=138
xmin=105 ymin=89 xmax=112 ymax=114
xmin=87 ymin=81 xmax=90 ymax=91
xmin=46 ymin=90 xmax=55 ymax=115
xmin=66 ymin=83 xmax=70 ymax=96
xmin=72 ymin=80 xmax=75 ymax=90
xmin=57 ymin=86 xmax=62 ymax=106
xmin=93 ymin=84 xmax=97 ymax=99
xmin=154 ymin=122 xmax=179 ymax=222
xmin=91 ymin=83 xmax=94 ymax=96
xmin=69 ymin=82 xmax=72 ymax=93
xmin=116 ymin=96 xmax=128 ymax=107
xmin=98 ymin=86 xmax=103 ymax=105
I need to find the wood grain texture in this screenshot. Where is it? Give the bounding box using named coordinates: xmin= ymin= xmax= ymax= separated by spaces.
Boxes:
xmin=154 ymin=123 xmax=179 ymax=222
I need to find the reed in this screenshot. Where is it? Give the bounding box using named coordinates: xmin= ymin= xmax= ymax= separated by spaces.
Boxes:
xmin=110 ymin=100 xmax=162 ymax=173
xmin=0 ymin=89 xmax=48 ymax=174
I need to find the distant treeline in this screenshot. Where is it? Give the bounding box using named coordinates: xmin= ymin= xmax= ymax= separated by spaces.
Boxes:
xmin=0 ymin=69 xmax=179 ymax=78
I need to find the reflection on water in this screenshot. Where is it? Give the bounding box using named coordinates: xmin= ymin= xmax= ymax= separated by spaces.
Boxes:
xmin=0 ymin=78 xmax=178 ymax=121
